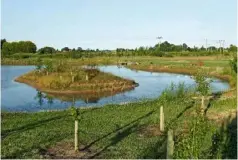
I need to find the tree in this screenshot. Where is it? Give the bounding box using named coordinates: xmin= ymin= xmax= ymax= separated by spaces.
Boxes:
xmin=2 ymin=42 xmax=13 ymax=56
xmin=1 ymin=41 xmax=36 ymax=55
xmin=228 ymin=44 xmax=237 ymax=53
xmin=229 ymin=54 xmax=237 ymax=74
xmin=36 ymin=57 xmax=43 ymax=73
xmin=69 ymin=106 xmax=80 ymax=151
xmin=38 ymin=46 xmax=56 ymax=54
xmin=25 ymin=41 xmax=37 ymax=53
xmin=208 ymin=46 xmax=217 ymax=52
xmin=182 ymin=43 xmax=188 ymax=51
xmin=159 ymin=41 xmax=172 ymax=52
xmin=1 ymin=39 xmax=6 ymax=49
xmin=44 ymin=60 xmax=54 ymax=75
xmin=61 ymin=47 xmax=70 ymax=52
xmin=77 ymin=47 xmax=83 ymax=52
xmin=200 ymin=46 xmax=206 ymax=51
xmin=193 ymin=70 xmax=211 ymax=116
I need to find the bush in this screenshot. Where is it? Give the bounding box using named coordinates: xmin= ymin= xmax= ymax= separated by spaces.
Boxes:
xmin=160 ymin=82 xmax=191 ymax=104
xmin=12 ymin=53 xmax=37 ymax=59
xmin=193 ymin=70 xmax=211 ymax=96
xmin=174 ymin=115 xmax=211 ymax=159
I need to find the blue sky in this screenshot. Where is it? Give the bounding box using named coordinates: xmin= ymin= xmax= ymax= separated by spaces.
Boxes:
xmin=1 ymin=0 xmax=237 ymax=50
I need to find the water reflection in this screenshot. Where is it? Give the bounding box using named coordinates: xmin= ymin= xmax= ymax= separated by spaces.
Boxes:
xmin=44 ymin=88 xmax=135 ymax=104
xmin=34 ymin=90 xmax=54 ymax=106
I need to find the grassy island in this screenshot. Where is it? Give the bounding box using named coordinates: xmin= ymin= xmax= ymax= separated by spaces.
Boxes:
xmin=15 ymin=60 xmax=138 ymax=97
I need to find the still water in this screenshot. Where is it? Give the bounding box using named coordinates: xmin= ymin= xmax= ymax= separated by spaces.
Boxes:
xmin=1 ymin=65 xmax=230 ymax=112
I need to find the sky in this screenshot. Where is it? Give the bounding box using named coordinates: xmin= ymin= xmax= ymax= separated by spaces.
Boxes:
xmin=1 ymin=0 xmax=237 ymax=50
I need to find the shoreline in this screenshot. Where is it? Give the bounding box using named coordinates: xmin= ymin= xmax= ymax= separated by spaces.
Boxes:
xmin=127 ymin=65 xmax=233 ymax=86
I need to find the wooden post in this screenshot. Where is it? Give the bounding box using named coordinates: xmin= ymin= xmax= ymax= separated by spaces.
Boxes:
xmin=201 ymin=96 xmax=204 ymax=115
xmin=160 ymin=106 xmax=164 ymax=132
xmin=75 ymin=120 xmax=79 ymax=151
xmin=72 ymin=76 xmax=74 ymax=83
xmin=86 ymin=74 xmax=88 ymax=81
xmin=60 ymin=75 xmax=62 ymax=81
xmin=167 ymin=129 xmax=174 ymax=159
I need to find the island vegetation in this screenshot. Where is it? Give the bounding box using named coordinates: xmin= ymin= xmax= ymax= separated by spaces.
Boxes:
xmin=14 ymin=59 xmax=137 ymax=97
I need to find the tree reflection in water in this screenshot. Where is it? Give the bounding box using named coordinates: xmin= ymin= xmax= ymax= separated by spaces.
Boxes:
xmin=35 ymin=90 xmax=54 ymax=106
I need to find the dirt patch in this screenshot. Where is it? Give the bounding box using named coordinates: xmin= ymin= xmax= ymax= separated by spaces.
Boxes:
xmin=137 ymin=124 xmax=164 ymax=137
xmin=207 ymin=109 xmax=237 ymax=124
xmin=41 ymin=141 xmax=96 ymax=159
xmin=220 ymin=89 xmax=237 ymax=99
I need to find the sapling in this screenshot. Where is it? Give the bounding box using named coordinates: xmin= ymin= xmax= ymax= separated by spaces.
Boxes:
xmin=69 ymin=106 xmax=80 ymax=151
xmin=45 ymin=60 xmax=53 ymax=75
xmin=36 ymin=57 xmax=43 ymax=73
xmin=193 ymin=70 xmax=211 ymax=115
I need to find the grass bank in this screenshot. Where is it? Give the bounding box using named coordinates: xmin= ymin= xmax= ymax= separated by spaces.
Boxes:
xmin=128 ymin=64 xmax=236 ymax=88
xmin=1 ymin=85 xmax=237 ymax=159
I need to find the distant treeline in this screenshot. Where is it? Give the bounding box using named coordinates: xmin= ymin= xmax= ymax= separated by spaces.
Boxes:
xmin=1 ymin=39 xmax=237 ymax=58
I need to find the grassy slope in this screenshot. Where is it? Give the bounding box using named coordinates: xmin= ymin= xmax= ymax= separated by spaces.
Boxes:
xmin=1 ymin=94 xmax=236 ymax=159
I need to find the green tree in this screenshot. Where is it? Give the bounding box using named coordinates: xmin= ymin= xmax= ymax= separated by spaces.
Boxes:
xmin=61 ymin=47 xmax=70 ymax=52
xmin=1 ymin=39 xmax=6 ymax=49
xmin=69 ymin=106 xmax=81 ymax=151
xmin=38 ymin=46 xmax=56 ymax=54
xmin=77 ymin=47 xmax=83 ymax=52
xmin=2 ymin=42 xmax=13 ymax=56
xmin=36 ymin=57 xmax=43 ymax=72
xmin=182 ymin=43 xmax=188 ymax=51
xmin=229 ymin=54 xmax=237 ymax=74
xmin=45 ymin=60 xmax=54 ymax=75
xmin=228 ymin=44 xmax=237 ymax=53
xmin=194 ymin=70 xmax=210 ymax=96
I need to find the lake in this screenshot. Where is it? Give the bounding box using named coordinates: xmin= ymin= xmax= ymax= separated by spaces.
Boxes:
xmin=1 ymin=65 xmax=230 ymax=112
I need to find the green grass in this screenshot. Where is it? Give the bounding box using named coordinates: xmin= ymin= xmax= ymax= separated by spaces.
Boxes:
xmin=207 ymin=98 xmax=236 ymax=113
xmin=1 ymin=85 xmax=237 ymax=159
xmin=1 ymin=89 xmax=190 ymax=159
xmin=1 ymin=55 xmax=232 ymax=66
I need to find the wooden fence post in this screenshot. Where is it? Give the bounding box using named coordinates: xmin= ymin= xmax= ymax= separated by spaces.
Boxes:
xmin=167 ymin=129 xmax=174 ymax=159
xmin=160 ymin=106 xmax=164 ymax=132
xmin=75 ymin=120 xmax=79 ymax=151
xmin=201 ymin=96 xmax=204 ymax=115
xmin=86 ymin=74 xmax=88 ymax=81
xmin=72 ymin=75 xmax=75 ymax=83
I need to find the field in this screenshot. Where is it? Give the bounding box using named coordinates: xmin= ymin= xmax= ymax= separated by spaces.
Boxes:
xmin=1 ymin=55 xmax=232 ymax=66
xmin=1 ymin=55 xmax=237 ymax=159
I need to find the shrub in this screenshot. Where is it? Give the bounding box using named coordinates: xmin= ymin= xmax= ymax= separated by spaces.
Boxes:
xmin=193 ymin=70 xmax=211 ymax=96
xmin=174 ymin=115 xmax=211 ymax=159
xmin=160 ymin=82 xmax=191 ymax=104
xmin=229 ymin=54 xmax=237 ymax=74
